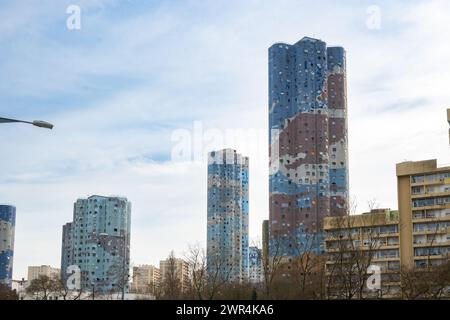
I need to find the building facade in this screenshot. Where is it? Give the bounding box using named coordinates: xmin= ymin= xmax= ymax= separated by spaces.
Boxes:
xmin=262 ymin=220 xmax=269 ymax=269
xmin=61 ymin=195 xmax=131 ymax=293
xmin=60 ymin=222 xmax=73 ymax=281
xmin=131 ymin=264 xmax=160 ymax=295
xmin=447 ymin=109 xmax=450 ymax=145
xmin=269 ymin=37 xmax=349 ymax=257
xmin=0 ymin=205 xmax=16 ymax=288
xmin=207 ymin=149 xmax=249 ymax=283
xmin=396 ymin=160 xmax=450 ymax=270
xmin=248 ymin=246 xmax=263 ymax=284
xmin=159 ymin=258 xmax=190 ymax=293
xmin=11 ymin=279 xmax=27 ymax=300
xmin=324 ymin=209 xmax=401 ymax=297
xmin=27 ymin=265 xmax=60 ymax=283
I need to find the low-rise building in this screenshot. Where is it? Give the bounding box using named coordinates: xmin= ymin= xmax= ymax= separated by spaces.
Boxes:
xmin=324 ymin=209 xmax=401 ymax=298
xmin=11 ymin=279 xmax=27 ymax=299
xmin=159 ymin=258 xmax=190 ymax=293
xmin=131 ymin=264 xmax=160 ymax=295
xmin=27 ymin=265 xmax=60 ymax=283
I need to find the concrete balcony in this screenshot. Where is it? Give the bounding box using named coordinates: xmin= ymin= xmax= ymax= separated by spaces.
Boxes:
xmin=413 ymin=228 xmax=449 ymax=235
xmin=412 ymin=203 xmax=450 ymax=211
xmin=413 ymin=240 xmax=450 ymax=248
xmin=411 ymin=179 xmax=446 ymax=187
xmin=411 ymin=191 xmax=450 ymax=199
xmin=412 ymin=215 xmax=450 ymax=223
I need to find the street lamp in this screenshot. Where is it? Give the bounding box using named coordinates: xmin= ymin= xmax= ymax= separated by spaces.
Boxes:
xmin=0 ymin=117 xmax=54 ymax=129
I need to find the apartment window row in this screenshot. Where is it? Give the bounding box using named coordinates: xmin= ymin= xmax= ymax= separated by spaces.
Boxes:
xmin=412 ymin=196 xmax=450 ymax=208
xmin=414 ymin=246 xmax=450 ymax=257
xmin=326 ymin=236 xmax=399 ymax=249
xmin=413 ymin=209 xmax=450 ymax=220
xmin=415 ymin=259 xmax=447 ymax=268
xmin=375 ymin=249 xmax=400 ymax=259
xmin=411 ymin=172 xmax=450 ymax=184
xmin=328 ymin=249 xmax=399 ymax=260
xmin=413 ymin=221 xmax=450 ymax=232
xmin=412 ymin=184 xmax=450 ymax=195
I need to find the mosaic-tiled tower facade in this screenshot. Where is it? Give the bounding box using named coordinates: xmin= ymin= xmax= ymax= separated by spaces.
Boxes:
xmin=207 ymin=149 xmax=249 ymax=282
xmin=0 ymin=205 xmax=15 ymax=288
xmin=269 ymin=37 xmax=348 ymax=256
xmin=61 ymin=195 xmax=131 ymax=293
xmin=60 ymin=222 xmax=73 ymax=282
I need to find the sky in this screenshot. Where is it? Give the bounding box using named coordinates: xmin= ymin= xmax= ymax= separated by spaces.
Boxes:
xmin=0 ymin=0 xmax=449 ymax=280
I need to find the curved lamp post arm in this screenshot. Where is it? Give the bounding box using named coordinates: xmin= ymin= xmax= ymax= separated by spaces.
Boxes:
xmin=0 ymin=117 xmax=53 ymax=129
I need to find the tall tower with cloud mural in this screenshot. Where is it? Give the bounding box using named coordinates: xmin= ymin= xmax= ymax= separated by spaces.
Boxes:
xmin=0 ymin=205 xmax=16 ymax=288
xmin=268 ymin=37 xmax=349 ymax=257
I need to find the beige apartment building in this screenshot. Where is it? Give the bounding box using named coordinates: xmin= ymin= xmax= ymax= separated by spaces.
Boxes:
xmin=323 ymin=110 xmax=450 ymax=298
xmin=27 ymin=265 xmax=60 ymax=283
xmin=447 ymin=108 xmax=449 ymax=145
xmin=324 ymin=209 xmax=401 ymax=296
xmin=131 ymin=264 xmax=160 ymax=295
xmin=159 ymin=258 xmax=190 ymax=293
xmin=396 ymin=159 xmax=450 ymax=269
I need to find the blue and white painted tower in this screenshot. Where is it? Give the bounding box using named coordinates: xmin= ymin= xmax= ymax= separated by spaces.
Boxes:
xmin=61 ymin=195 xmax=131 ymax=293
xmin=0 ymin=205 xmax=16 ymax=288
xmin=269 ymin=37 xmax=349 ymax=257
xmin=207 ymin=149 xmax=249 ymax=283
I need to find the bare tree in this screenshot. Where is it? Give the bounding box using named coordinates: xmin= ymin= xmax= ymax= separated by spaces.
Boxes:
xmin=326 ymin=211 xmax=385 ymax=299
xmin=204 ymin=248 xmax=233 ymax=300
xmin=367 ymin=198 xmax=379 ymax=211
xmin=0 ymin=284 xmax=18 ymax=300
xmin=160 ymin=251 xmax=183 ymax=300
xmin=427 ymin=262 xmax=450 ymax=299
xmin=107 ymin=260 xmax=130 ymax=300
xmin=401 ymin=216 xmax=450 ymax=300
xmin=400 ymin=267 xmax=431 ymax=300
xmin=26 ymin=275 xmax=57 ymax=300
xmin=184 ymin=244 xmax=208 ymax=300
xmin=290 ymin=233 xmax=327 ymax=299
xmin=261 ymin=235 xmax=284 ymax=299
xmin=400 ymin=262 xmax=450 ymax=300
xmin=186 ymin=243 xmax=253 ymax=300
xmin=53 ymin=273 xmax=85 ymax=300
xmin=53 ymin=277 xmax=71 ymax=300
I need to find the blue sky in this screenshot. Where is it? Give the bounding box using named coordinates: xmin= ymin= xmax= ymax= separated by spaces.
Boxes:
xmin=0 ymin=0 xmax=449 ymax=279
